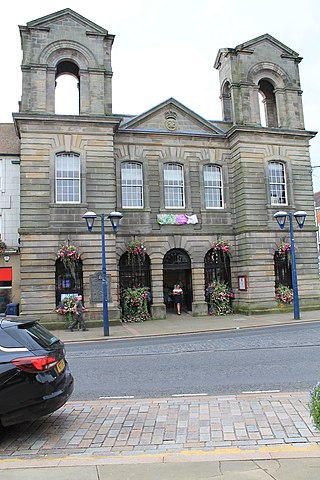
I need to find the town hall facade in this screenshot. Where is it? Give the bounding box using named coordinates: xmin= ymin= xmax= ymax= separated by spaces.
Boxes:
xmin=1 ymin=8 xmax=319 ymax=324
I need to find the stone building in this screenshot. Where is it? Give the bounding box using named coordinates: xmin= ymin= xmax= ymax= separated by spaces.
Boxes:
xmin=0 ymin=125 xmax=20 ymax=313
xmin=6 ymin=8 xmax=320 ymax=323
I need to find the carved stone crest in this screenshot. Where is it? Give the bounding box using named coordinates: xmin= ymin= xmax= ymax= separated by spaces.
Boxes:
xmin=165 ymin=110 xmax=177 ymax=131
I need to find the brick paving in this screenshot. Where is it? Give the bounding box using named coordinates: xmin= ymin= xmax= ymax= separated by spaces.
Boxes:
xmin=1 ymin=392 xmax=319 ymax=460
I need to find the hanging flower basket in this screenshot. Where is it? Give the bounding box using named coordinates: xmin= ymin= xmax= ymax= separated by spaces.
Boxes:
xmin=126 ymin=239 xmax=146 ymax=265
xmin=56 ymin=243 xmax=80 ymax=279
xmin=211 ymin=239 xmax=232 ymax=255
xmin=275 ymin=241 xmax=294 ymax=257
xmin=0 ymin=241 xmax=6 ymax=254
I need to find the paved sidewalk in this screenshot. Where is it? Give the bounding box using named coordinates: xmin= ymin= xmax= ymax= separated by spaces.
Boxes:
xmin=54 ymin=308 xmax=320 ymax=343
xmin=1 ymin=392 xmax=320 ymax=477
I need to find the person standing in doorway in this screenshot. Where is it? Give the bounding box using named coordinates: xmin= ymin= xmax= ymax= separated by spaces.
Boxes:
xmin=70 ymin=295 xmax=88 ymax=331
xmin=173 ymin=283 xmax=183 ymax=315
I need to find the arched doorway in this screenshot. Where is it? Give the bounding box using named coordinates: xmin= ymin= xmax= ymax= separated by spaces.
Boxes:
xmin=163 ymin=249 xmax=192 ymax=312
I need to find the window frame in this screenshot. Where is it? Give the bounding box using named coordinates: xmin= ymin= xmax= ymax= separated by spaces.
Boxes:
xmin=268 ymin=161 xmax=287 ymax=206
xmin=163 ymin=163 xmax=185 ymax=209
xmin=203 ymin=164 xmax=224 ymax=209
xmin=121 ymin=161 xmax=144 ymax=209
xmin=55 ymin=153 xmax=81 ymax=204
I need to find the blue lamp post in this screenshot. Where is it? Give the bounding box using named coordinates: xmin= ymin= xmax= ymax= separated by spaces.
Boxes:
xmin=83 ymin=210 xmax=123 ymax=336
xmin=273 ymin=210 xmax=307 ymax=320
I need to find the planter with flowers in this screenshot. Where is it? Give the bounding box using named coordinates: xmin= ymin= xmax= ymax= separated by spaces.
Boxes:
xmin=275 ymin=283 xmax=293 ymax=308
xmin=205 ymin=281 xmax=234 ymax=315
xmin=56 ymin=296 xmax=76 ymax=327
xmin=56 ymin=242 xmax=80 ymax=279
xmin=0 ymin=241 xmax=6 ymax=254
xmin=122 ymin=287 xmax=150 ymax=322
xmin=126 ymin=239 xmax=147 ymax=265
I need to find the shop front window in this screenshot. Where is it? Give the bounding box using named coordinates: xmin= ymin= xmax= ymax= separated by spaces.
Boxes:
xmin=0 ymin=267 xmax=12 ymax=313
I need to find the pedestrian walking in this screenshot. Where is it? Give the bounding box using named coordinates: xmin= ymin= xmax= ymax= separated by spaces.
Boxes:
xmin=173 ymin=283 xmax=183 ymax=315
xmin=69 ymin=295 xmax=88 ymax=331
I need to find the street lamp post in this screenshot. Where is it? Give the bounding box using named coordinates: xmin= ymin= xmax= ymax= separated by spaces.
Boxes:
xmin=83 ymin=210 xmax=123 ymax=336
xmin=273 ymin=210 xmax=307 ymax=320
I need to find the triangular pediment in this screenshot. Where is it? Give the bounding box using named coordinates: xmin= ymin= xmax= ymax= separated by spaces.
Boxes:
xmin=235 ymin=34 xmax=299 ymax=57
xmin=215 ymin=34 xmax=300 ymax=69
xmin=119 ymin=98 xmax=224 ymax=135
xmin=25 ymin=8 xmax=108 ymax=35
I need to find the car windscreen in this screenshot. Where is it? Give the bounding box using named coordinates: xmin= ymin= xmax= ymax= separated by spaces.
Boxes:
xmin=6 ymin=322 xmax=61 ymax=351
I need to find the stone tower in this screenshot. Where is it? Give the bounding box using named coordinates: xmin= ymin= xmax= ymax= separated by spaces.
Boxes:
xmin=19 ymin=8 xmax=114 ymax=115
xmin=14 ymin=9 xmax=121 ymax=319
xmin=214 ymin=34 xmax=305 ymax=129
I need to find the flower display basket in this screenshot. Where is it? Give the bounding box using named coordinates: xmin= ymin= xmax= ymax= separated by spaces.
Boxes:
xmin=211 ymin=239 xmax=231 ymax=255
xmin=275 ymin=241 xmax=293 ymax=257
xmin=275 ymin=284 xmax=293 ymax=305
xmin=126 ymin=239 xmax=146 ymax=265
xmin=122 ymin=287 xmax=150 ymax=322
xmin=56 ymin=296 xmax=76 ymax=327
xmin=206 ymin=281 xmax=234 ymax=316
xmin=56 ymin=243 xmax=80 ymax=279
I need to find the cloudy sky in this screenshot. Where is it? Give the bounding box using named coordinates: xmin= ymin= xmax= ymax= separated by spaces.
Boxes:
xmin=2 ymin=0 xmax=320 ymax=190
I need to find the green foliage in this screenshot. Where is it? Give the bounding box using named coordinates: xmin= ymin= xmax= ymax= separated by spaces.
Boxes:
xmin=275 ymin=284 xmax=293 ymax=304
xmin=211 ymin=239 xmax=231 ymax=255
xmin=56 ymin=296 xmax=76 ymax=326
xmin=126 ymin=239 xmax=146 ymax=265
xmin=309 ymin=383 xmax=320 ymax=430
xmin=122 ymin=287 xmax=150 ymax=322
xmin=57 ymin=242 xmax=80 ymax=279
xmin=276 ymin=241 xmax=292 ymax=257
xmin=206 ymin=281 xmax=234 ymax=316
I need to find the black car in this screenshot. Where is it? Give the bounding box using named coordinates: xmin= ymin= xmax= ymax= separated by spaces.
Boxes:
xmin=0 ymin=315 xmax=74 ymax=427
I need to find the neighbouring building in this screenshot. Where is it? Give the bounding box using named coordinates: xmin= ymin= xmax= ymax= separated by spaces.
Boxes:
xmin=2 ymin=8 xmax=320 ymax=323
xmin=0 ymin=125 xmax=20 ymax=313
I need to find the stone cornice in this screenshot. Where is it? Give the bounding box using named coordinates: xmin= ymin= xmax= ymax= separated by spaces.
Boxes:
xmin=13 ymin=113 xmax=123 ymax=138
xmin=226 ymin=124 xmax=317 ymax=141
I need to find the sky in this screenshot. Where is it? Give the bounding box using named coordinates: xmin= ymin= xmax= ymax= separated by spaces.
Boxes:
xmin=1 ymin=0 xmax=320 ymax=191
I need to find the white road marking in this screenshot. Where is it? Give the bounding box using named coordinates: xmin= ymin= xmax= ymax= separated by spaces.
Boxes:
xmin=241 ymin=389 xmax=280 ymax=394
xmin=99 ymin=396 xmax=135 ymax=399
xmin=172 ymin=393 xmax=208 ymax=397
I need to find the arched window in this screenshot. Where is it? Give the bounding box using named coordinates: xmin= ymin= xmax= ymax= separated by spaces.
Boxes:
xmin=55 ymin=61 xmax=80 ymax=115
xmin=55 ymin=258 xmax=83 ymax=306
xmin=221 ymin=81 xmax=232 ymax=122
xmin=259 ymin=79 xmax=278 ymax=127
xmin=203 ymin=165 xmax=223 ymax=208
xmin=204 ymin=249 xmax=231 ymax=289
xmin=121 ymin=162 xmax=144 ymax=208
xmin=55 ymin=153 xmax=80 ymax=204
xmin=163 ymin=163 xmax=184 ymax=208
xmin=274 ymin=251 xmax=292 ymax=289
xmin=268 ymin=161 xmax=287 ymax=205
xmin=119 ymin=252 xmax=151 ymax=290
